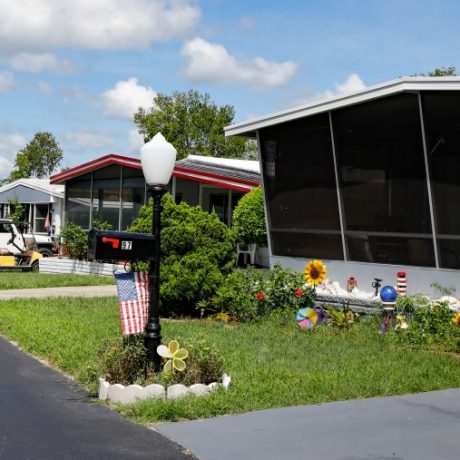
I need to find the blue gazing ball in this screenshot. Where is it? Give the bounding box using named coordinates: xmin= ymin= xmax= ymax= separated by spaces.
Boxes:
xmin=380 ymin=285 xmax=397 ymax=303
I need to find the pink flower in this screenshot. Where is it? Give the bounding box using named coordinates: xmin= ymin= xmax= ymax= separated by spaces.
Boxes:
xmin=295 ymin=289 xmax=304 ymax=297
xmin=256 ymin=293 xmax=265 ymax=301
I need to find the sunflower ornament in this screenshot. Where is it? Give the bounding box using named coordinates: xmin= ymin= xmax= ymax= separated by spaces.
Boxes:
xmin=157 ymin=340 xmax=189 ymax=374
xmin=452 ymin=313 xmax=460 ymax=326
xmin=304 ymin=259 xmax=327 ymax=286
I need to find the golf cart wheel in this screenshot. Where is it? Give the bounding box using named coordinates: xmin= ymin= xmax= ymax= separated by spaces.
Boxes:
xmin=38 ymin=248 xmax=54 ymax=257
xmin=31 ymin=261 xmax=39 ymax=272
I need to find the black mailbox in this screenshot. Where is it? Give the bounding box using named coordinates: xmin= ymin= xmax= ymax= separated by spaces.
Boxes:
xmin=87 ymin=229 xmax=155 ymax=261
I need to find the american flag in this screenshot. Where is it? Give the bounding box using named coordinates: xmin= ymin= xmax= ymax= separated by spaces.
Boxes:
xmin=114 ymin=271 xmax=149 ymax=335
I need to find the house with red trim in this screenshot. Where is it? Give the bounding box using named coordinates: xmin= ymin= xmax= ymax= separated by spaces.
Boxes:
xmin=50 ymin=154 xmax=261 ymax=231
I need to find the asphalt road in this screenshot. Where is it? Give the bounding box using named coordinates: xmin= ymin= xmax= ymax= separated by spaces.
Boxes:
xmin=0 ymin=336 xmax=193 ymax=460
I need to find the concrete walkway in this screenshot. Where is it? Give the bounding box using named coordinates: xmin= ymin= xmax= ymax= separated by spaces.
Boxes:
xmin=0 ymin=284 xmax=117 ymax=300
xmin=156 ymin=388 xmax=460 ymax=460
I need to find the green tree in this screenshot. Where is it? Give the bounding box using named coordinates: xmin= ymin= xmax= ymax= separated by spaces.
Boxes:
xmin=413 ymin=66 xmax=457 ymax=77
xmin=134 ymin=89 xmax=253 ymax=160
xmin=8 ymin=131 xmax=63 ymax=181
xmin=232 ymin=187 xmax=267 ymax=246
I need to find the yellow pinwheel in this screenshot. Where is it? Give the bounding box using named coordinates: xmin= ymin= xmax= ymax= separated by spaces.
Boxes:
xmin=157 ymin=340 xmax=189 ymax=373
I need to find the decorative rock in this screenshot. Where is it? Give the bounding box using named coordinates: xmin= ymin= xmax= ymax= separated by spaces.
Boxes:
xmin=98 ymin=374 xmax=231 ymax=404
xmin=143 ymin=384 xmax=166 ymax=400
xmin=208 ymin=382 xmax=223 ymax=391
xmin=98 ymin=377 xmax=110 ymax=400
xmin=189 ymin=384 xmax=210 ymax=396
xmin=107 ymin=384 xmax=126 ymax=404
xmin=222 ymin=373 xmax=232 ymax=390
xmin=167 ymin=384 xmax=191 ymax=400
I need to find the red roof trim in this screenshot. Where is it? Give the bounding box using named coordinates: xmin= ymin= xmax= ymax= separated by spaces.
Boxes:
xmin=51 ymin=154 xmax=260 ymax=191
xmin=51 ymin=154 xmax=141 ymax=183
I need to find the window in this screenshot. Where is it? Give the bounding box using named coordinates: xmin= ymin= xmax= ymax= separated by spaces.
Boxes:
xmin=66 ymin=177 xmax=91 ymax=229
xmin=121 ymin=177 xmax=145 ymax=230
xmin=259 ymin=114 xmax=343 ymax=259
xmin=422 ymin=91 xmax=460 ymax=268
xmin=333 ymin=93 xmax=435 ymax=266
xmin=34 ymin=204 xmax=49 ymax=233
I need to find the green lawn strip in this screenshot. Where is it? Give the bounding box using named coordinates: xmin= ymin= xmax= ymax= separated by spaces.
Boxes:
xmin=0 ymin=297 xmax=459 ymax=423
xmin=0 ymin=273 xmax=115 ymax=290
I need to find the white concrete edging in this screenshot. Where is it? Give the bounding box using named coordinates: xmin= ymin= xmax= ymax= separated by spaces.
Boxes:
xmin=99 ymin=374 xmax=231 ymax=404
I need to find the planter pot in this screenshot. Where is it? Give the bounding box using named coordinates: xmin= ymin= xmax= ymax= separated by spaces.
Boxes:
xmin=255 ymin=246 xmax=270 ymax=268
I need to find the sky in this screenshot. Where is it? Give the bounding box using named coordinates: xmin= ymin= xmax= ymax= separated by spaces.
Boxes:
xmin=0 ymin=0 xmax=459 ymax=178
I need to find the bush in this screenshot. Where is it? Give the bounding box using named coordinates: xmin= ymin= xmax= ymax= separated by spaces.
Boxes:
xmin=99 ymin=335 xmax=147 ymax=385
xmin=98 ymin=335 xmax=224 ymax=386
xmin=232 ymin=186 xmax=267 ymax=246
xmin=394 ymin=302 xmax=460 ymax=352
xmin=59 ymin=222 xmax=88 ymax=260
xmin=128 ymin=193 xmax=235 ymax=316
xmin=213 ymin=265 xmax=314 ymax=322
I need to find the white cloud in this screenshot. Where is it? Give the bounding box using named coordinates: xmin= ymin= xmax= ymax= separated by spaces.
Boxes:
xmin=319 ymin=73 xmax=366 ymax=100
xmin=0 ymin=156 xmax=14 ymax=178
xmin=64 ymin=131 xmax=116 ymax=150
xmin=9 ymin=52 xmax=75 ymax=74
xmin=37 ymin=81 xmax=53 ymax=96
xmin=0 ymin=0 xmax=200 ymax=54
xmin=181 ymin=38 xmax=297 ymax=89
xmin=0 ymin=133 xmax=27 ymax=178
xmin=102 ymin=78 xmax=156 ymax=119
xmin=0 ymin=71 xmax=15 ymax=92
xmin=292 ymin=73 xmax=366 ymax=106
xmin=128 ymin=128 xmax=145 ymax=154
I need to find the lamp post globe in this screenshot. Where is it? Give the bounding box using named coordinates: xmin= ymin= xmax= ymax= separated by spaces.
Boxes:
xmin=140 ymin=133 xmax=177 ymax=372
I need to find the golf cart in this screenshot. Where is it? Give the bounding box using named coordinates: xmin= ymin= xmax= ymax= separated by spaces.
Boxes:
xmin=0 ymin=220 xmax=44 ymax=272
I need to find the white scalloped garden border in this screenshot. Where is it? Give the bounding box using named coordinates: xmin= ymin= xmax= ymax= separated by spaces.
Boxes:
xmin=98 ymin=374 xmax=231 ymax=404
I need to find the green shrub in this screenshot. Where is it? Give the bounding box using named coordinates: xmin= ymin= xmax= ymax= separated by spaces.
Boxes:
xmin=98 ymin=335 xmax=147 ymax=385
xmin=395 ymin=294 xmax=431 ymax=315
xmin=394 ymin=302 xmax=460 ymax=352
xmin=92 ymin=219 xmax=114 ymax=230
xmin=232 ymin=186 xmax=267 ymax=246
xmin=213 ymin=265 xmax=314 ymax=322
xmin=128 ymin=193 xmax=235 ymax=316
xmin=98 ymin=335 xmax=224 ymax=386
xmin=59 ymin=222 xmax=88 ymax=260
xmin=166 ymin=338 xmax=224 ymax=386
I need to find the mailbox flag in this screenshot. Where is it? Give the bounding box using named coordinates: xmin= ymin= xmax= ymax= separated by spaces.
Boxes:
xmin=114 ymin=271 xmax=149 ymax=335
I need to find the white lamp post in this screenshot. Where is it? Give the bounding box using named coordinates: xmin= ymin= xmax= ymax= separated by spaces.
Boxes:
xmin=140 ymin=133 xmax=177 ymax=371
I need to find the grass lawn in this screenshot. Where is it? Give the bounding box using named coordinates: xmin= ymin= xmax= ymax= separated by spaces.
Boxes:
xmin=0 ymin=273 xmax=114 ymax=290
xmin=0 ymin=296 xmax=459 ymax=422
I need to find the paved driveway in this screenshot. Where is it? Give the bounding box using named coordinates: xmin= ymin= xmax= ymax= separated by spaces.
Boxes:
xmin=0 ymin=337 xmax=193 ymax=460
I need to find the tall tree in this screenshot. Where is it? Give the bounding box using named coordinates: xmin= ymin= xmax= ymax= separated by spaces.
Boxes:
xmin=414 ymin=66 xmax=457 ymax=77
xmin=134 ymin=90 xmax=254 ymax=160
xmin=8 ymin=131 xmax=63 ymax=181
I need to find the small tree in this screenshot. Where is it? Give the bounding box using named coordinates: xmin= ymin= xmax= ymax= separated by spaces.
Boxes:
xmin=134 ymin=89 xmax=253 ymax=160
xmin=59 ymin=222 xmax=88 ymax=260
xmin=232 ymin=187 xmax=267 ymax=246
xmin=128 ymin=193 xmax=235 ymax=315
xmin=8 ymin=131 xmax=63 ymax=181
